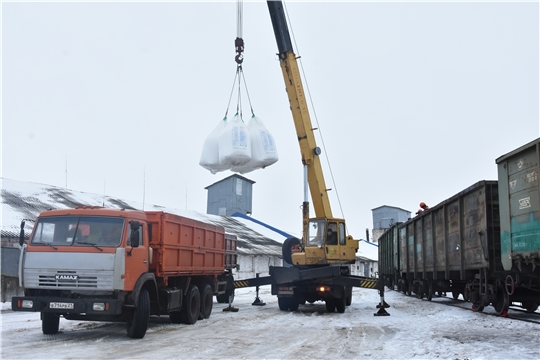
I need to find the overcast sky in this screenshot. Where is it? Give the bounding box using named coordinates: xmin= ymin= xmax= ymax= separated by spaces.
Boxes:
xmin=2 ymin=1 xmax=539 ymax=239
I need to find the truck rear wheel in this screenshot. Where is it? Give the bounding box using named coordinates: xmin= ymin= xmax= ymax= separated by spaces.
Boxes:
xmin=42 ymin=312 xmax=60 ymax=335
xmin=325 ymin=298 xmax=336 ymax=313
xmin=278 ymin=297 xmax=289 ymax=311
xmin=289 ymin=296 xmax=299 ymax=311
xmin=126 ymin=288 xmax=150 ymax=339
xmin=278 ymin=297 xmax=298 ymax=311
xmin=199 ymin=284 xmax=213 ymax=320
xmin=336 ymin=291 xmax=347 ymax=313
xmin=336 ymin=299 xmax=346 ymax=313
xmin=345 ymin=286 xmax=353 ymax=306
xmin=181 ymin=285 xmax=200 ymax=325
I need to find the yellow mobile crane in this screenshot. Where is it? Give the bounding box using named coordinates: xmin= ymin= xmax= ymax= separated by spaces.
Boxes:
xmin=267 ymin=1 xmax=358 ymax=267
xmin=229 ymin=1 xmax=389 ymax=315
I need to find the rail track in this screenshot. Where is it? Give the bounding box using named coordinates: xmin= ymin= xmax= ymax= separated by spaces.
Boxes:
xmin=387 ymin=288 xmax=540 ymax=325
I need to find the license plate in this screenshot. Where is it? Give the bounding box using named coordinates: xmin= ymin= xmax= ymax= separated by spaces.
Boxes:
xmin=279 ymin=290 xmax=294 ymax=295
xmin=278 ymin=286 xmax=294 ymax=295
xmin=50 ymin=302 xmax=74 ymax=309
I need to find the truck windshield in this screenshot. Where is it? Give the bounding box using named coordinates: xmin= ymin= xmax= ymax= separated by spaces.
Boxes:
xmin=31 ymin=216 xmax=125 ymax=247
xmin=306 ymin=219 xmax=325 ymax=247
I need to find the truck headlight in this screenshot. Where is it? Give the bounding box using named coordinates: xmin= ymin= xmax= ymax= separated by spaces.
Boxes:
xmin=21 ymin=300 xmax=33 ymax=308
xmin=93 ymin=303 xmax=105 ymax=311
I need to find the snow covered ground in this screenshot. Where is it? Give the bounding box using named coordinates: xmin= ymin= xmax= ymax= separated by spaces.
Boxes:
xmin=1 ymin=287 xmax=539 ymax=359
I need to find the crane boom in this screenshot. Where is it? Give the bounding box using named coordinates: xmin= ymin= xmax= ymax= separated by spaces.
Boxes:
xmin=267 ymin=1 xmax=332 ymax=219
xmin=267 ymin=1 xmax=358 ymax=266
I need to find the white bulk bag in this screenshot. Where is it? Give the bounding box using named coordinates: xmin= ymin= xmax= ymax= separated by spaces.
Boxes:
xmin=199 ymin=117 xmax=231 ymax=174
xmin=218 ymin=113 xmax=251 ymax=167
xmin=232 ymin=115 xmax=279 ymax=174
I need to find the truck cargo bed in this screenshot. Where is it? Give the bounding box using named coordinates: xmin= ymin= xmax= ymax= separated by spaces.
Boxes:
xmin=146 ymin=212 xmax=228 ymax=278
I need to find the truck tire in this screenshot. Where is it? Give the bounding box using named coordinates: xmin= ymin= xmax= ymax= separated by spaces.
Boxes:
xmin=199 ymin=284 xmax=213 ymax=320
xmin=126 ymin=288 xmax=150 ymax=339
xmin=289 ymin=296 xmax=299 ymax=312
xmin=336 ymin=295 xmax=346 ymax=313
xmin=181 ymin=285 xmax=200 ymax=325
xmin=282 ymin=237 xmax=301 ymax=265
xmin=42 ymin=312 xmax=60 ymax=335
xmin=278 ymin=297 xmax=290 ymax=311
xmin=325 ymin=298 xmax=336 ymax=313
xmin=345 ymin=286 xmax=353 ymax=306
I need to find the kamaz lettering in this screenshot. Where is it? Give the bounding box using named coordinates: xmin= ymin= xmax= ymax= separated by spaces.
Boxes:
xmin=55 ymin=275 xmax=78 ymax=281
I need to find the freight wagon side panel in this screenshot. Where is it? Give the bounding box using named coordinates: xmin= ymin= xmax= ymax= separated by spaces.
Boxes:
xmin=496 ymin=138 xmax=540 ymax=271
xmin=434 ymin=207 xmax=446 ymax=274
xmin=392 ymin=226 xmax=399 ymax=277
xmin=461 ymin=185 xmax=491 ymax=270
xmin=378 ymin=224 xmax=399 ymax=280
xmin=399 ymin=226 xmax=408 ymax=276
xmin=424 ymin=215 xmax=434 ymax=273
xmin=415 ymin=220 xmax=423 ymax=274
xmin=146 ymin=212 xmax=226 ymax=277
xmin=446 ymin=200 xmax=462 ymax=272
xmin=407 ymin=223 xmax=415 ymax=276
xmin=378 ymin=228 xmax=389 ymax=277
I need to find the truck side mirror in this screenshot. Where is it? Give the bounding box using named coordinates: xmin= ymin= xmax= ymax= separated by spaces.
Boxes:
xmin=129 ymin=221 xmax=140 ymax=248
xmin=19 ymin=220 xmax=26 ymax=246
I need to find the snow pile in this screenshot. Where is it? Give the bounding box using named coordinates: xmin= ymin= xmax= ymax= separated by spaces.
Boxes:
xmin=200 ymin=114 xmax=278 ymax=175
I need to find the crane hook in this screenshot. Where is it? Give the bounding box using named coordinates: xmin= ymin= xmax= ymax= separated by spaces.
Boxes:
xmin=235 ymin=37 xmax=244 ymax=64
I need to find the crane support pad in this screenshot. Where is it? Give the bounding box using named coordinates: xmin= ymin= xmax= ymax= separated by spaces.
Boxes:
xmin=233 ymin=276 xmax=273 ymax=289
xmin=269 ymin=265 xmax=341 ymax=284
xmin=333 ymin=275 xmax=383 ymax=290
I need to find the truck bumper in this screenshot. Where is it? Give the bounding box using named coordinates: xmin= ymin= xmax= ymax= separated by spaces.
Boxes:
xmin=11 ymin=296 xmax=124 ymax=316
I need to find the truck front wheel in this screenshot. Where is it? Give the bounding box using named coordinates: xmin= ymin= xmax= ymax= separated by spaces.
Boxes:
xmin=126 ymin=288 xmax=150 ymax=339
xmin=42 ymin=312 xmax=60 ymax=335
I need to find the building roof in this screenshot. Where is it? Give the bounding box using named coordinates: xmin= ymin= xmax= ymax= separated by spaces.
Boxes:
xmin=371 ymin=205 xmax=411 ymax=213
xmin=204 ymin=174 xmax=256 ymax=190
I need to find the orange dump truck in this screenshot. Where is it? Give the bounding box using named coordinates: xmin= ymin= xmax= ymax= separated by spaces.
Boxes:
xmin=12 ymin=206 xmax=237 ymax=338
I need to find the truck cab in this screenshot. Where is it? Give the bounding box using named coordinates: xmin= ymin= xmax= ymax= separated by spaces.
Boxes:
xmin=19 ymin=207 xmax=150 ymax=294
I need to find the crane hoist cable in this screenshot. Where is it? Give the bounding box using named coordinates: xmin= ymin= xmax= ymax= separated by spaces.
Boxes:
xmin=282 ymin=1 xmax=347 ymax=230
xmin=224 ymin=0 xmax=255 ymax=121
xmin=235 ymin=0 xmax=244 ymax=64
